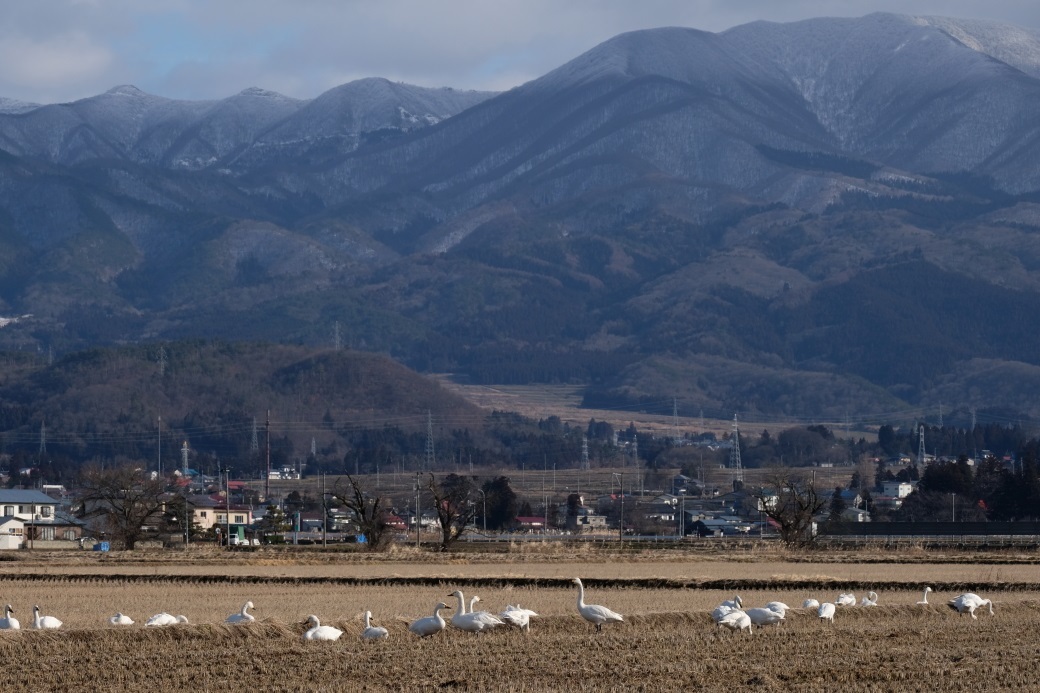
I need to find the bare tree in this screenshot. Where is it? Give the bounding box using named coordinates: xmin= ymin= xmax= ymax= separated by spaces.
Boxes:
xmin=331 ymin=474 xmax=392 ymax=551
xmin=753 ymin=470 xmax=827 ymax=546
xmin=428 ymin=473 xmax=477 ymax=551
xmin=77 ymin=465 xmax=167 ymax=550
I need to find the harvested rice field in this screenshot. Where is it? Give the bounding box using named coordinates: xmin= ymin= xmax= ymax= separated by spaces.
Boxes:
xmin=1 ymin=546 xmax=1038 ymax=691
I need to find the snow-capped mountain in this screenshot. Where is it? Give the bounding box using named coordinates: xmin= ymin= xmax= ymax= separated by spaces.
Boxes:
xmin=0 ymin=79 xmax=494 ymax=170
xmin=2 ymin=13 xmax=1040 ymax=419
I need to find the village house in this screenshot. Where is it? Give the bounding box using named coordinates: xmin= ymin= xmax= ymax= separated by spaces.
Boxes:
xmin=0 ymin=490 xmax=84 ymax=543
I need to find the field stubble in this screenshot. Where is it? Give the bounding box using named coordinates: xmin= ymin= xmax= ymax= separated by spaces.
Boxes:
xmin=0 ymin=570 xmax=1037 ymax=691
xmin=0 ymin=596 xmax=1036 ymax=692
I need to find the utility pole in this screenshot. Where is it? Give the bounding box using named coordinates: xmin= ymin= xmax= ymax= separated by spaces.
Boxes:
xmin=184 ymin=493 xmax=190 ymax=551
xmin=414 ymin=473 xmax=421 ymax=548
xmin=265 ymin=410 xmax=271 ymax=502
xmin=157 ymin=416 xmax=162 ymax=477
xmin=223 ymin=466 xmax=231 ymax=550
xmin=679 ymin=492 xmax=685 ymax=539
xmin=613 ymin=472 xmax=624 ymax=542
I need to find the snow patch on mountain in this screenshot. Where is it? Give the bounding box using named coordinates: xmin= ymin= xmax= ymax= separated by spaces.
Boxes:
xmin=0 ymin=97 xmax=40 ymax=114
xmin=912 ymin=15 xmax=1040 ymax=78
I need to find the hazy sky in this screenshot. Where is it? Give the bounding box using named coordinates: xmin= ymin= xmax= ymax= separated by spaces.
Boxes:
xmin=3 ymin=0 xmax=1039 ymax=105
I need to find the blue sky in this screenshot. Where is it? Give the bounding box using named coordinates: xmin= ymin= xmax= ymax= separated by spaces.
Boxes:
xmin=2 ymin=0 xmax=1039 ymax=105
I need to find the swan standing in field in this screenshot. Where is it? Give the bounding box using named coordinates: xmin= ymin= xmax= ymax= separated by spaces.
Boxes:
xmin=108 ymin=612 xmax=134 ymax=626
xmin=302 ymin=615 xmax=343 ymax=641
xmin=746 ymin=607 xmax=785 ymax=627
xmin=448 ymin=590 xmax=503 ymax=632
xmin=31 ymin=605 xmax=62 ymax=629
xmin=803 ymin=598 xmax=820 ymax=610
xmin=917 ymin=587 xmax=933 ymax=605
xmin=226 ymin=601 xmax=255 ymax=624
xmin=145 ymin=613 xmax=188 ymax=627
xmin=572 ymin=578 xmax=624 ymax=632
xmin=408 ymin=602 xmax=450 ymax=638
xmin=361 ymin=611 xmax=388 ymax=641
xmin=0 ymin=605 xmax=19 ymax=630
xmin=720 ymin=595 xmax=743 ymax=609
xmin=818 ymin=603 xmax=836 ymax=622
xmin=836 ymin=593 xmax=856 ymax=607
xmin=717 ymin=610 xmax=752 ymax=634
xmin=948 ymin=593 xmax=994 ymax=619
xmin=860 ymin=592 xmax=879 ymax=607
xmin=499 ymin=604 xmax=539 ymax=632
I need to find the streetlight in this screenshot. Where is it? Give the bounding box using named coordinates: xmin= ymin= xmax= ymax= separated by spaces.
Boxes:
xmin=612 ymin=472 xmax=624 ymax=542
xmin=477 ymin=488 xmax=486 ymax=533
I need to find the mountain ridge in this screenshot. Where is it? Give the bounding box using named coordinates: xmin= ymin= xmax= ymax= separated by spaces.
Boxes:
xmin=2 ymin=13 xmax=1040 ymax=421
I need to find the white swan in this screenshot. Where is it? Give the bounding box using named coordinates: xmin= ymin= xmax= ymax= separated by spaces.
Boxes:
xmin=408 ymin=602 xmax=450 ymax=638
xmin=917 ymin=587 xmax=932 ymax=605
xmin=835 ymin=593 xmax=856 ymax=607
xmin=448 ymin=590 xmax=503 ymax=632
xmin=746 ymin=607 xmax=785 ymax=627
xmin=499 ymin=604 xmax=539 ymax=631
xmin=302 ymin=614 xmax=343 ymax=641
xmin=719 ymin=595 xmax=743 ymax=609
xmin=109 ymin=612 xmax=134 ymax=626
xmin=803 ymin=598 xmax=820 ymax=610
xmin=717 ymin=610 xmax=752 ymax=634
xmin=948 ymin=593 xmax=994 ymax=619
xmin=0 ymin=605 xmax=19 ymax=630
xmin=226 ymin=601 xmax=255 ymax=624
xmin=572 ymin=578 xmax=623 ymax=632
xmin=712 ymin=604 xmax=736 ymax=623
xmin=361 ymin=610 xmax=388 ymax=641
xmin=145 ymin=613 xmax=188 ymax=627
xmin=32 ymin=605 xmax=62 ymax=629
xmin=765 ymin=601 xmax=790 ymax=614
xmin=860 ymin=591 xmax=878 ymax=607
xmin=818 ymin=603 xmax=836 ymax=622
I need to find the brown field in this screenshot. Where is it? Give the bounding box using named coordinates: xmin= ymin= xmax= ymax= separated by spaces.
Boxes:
xmin=0 ymin=547 xmax=1038 ymax=691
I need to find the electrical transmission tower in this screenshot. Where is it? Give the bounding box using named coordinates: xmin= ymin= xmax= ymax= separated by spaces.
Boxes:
xmin=181 ymin=441 xmax=190 ymax=476
xmin=581 ymin=434 xmax=589 ymax=471
xmin=158 ymin=345 xmax=168 ymax=376
xmin=917 ymin=424 xmax=926 ymax=468
xmin=672 ymin=398 xmax=680 ymax=443
xmin=729 ymin=414 xmax=743 ymax=482
xmin=251 ymin=417 xmax=259 ymax=453
xmin=38 ymin=420 xmax=46 ymax=456
xmin=424 ymin=410 xmax=435 ymax=472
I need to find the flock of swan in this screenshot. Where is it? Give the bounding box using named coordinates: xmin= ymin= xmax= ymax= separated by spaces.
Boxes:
xmin=0 ymin=581 xmax=994 ymax=639
xmin=0 ymin=578 xmax=607 ymax=641
xmin=712 ymin=586 xmax=996 ymax=634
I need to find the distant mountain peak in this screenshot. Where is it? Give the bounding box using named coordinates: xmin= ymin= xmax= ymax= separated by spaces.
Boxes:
xmin=104 ymin=85 xmax=149 ymax=98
